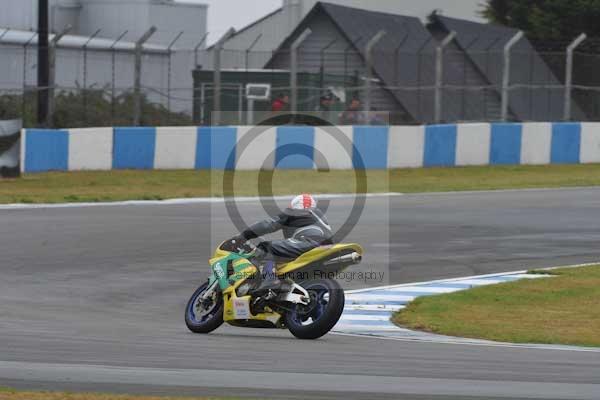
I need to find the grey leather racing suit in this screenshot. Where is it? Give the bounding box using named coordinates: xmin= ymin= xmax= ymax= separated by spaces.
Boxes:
xmin=239 ymin=208 xmax=333 ymax=262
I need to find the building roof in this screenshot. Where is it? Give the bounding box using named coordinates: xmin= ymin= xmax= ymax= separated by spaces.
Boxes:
xmin=0 ymin=28 xmax=169 ymax=53
xmin=206 ymin=7 xmax=284 ymax=51
xmin=318 ymin=2 xmax=434 ymax=53
xmin=170 ymin=0 xmax=208 ymax=9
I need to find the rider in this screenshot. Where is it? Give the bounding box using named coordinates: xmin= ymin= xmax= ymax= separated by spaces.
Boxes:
xmin=233 ymin=194 xmax=333 ymax=294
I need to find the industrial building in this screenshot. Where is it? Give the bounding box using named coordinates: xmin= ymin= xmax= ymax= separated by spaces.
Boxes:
xmin=0 ymin=0 xmax=208 ymax=119
xmin=0 ymin=0 xmax=208 ymax=48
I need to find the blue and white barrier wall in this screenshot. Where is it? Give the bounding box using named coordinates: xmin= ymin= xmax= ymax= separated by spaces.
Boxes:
xmin=20 ymin=123 xmax=600 ymax=173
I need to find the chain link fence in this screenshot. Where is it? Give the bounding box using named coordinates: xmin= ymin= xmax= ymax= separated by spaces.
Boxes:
xmin=2 ymin=28 xmax=600 ymax=127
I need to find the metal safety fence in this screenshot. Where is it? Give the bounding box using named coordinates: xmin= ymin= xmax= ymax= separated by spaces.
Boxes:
xmin=2 ymin=27 xmax=600 ymax=128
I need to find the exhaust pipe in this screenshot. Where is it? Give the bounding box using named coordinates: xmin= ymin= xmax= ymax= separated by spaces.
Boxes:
xmin=324 ymin=252 xmax=362 ymax=265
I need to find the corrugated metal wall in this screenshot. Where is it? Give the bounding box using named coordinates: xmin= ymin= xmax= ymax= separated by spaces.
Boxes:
xmin=77 ymin=0 xmax=207 ymax=47
xmin=148 ymin=2 xmax=208 ymax=49
xmin=0 ymin=0 xmax=39 ymax=32
xmin=77 ymin=1 xmax=150 ymax=42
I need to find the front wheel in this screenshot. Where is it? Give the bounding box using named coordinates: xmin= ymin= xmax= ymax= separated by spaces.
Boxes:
xmin=185 ymin=281 xmax=224 ymax=334
xmin=284 ymin=279 xmax=345 ymax=340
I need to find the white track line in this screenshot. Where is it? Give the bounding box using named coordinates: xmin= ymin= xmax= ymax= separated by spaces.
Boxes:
xmin=345 ymin=265 xmax=599 ymax=295
xmin=331 ymin=331 xmax=600 ymax=353
xmin=377 ymin=286 xmax=469 ymax=294
xmin=401 ymin=186 xmax=600 ymax=197
xmin=334 ymin=324 xmax=401 ymax=332
xmin=347 ymin=270 xmax=529 ymax=294
xmin=339 ymin=314 xmax=392 ymax=322
xmin=3 ymin=185 xmax=600 ymax=210
xmin=346 ymin=294 xmax=416 ymax=302
xmin=0 ymin=193 xmax=404 ymax=210
xmin=336 ymin=262 xmax=600 ymax=352
xmin=344 ymin=305 xmax=405 ymax=312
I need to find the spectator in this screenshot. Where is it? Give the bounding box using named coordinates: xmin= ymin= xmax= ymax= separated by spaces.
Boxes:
xmin=271 ymin=93 xmax=290 ymax=112
xmin=317 ymin=92 xmax=337 ymax=123
xmin=339 ymin=98 xmax=364 ymax=125
xmin=317 ymin=93 xmax=335 ymax=112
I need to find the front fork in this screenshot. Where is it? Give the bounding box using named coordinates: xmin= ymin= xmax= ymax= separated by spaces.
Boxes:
xmin=199 ymin=279 xmax=219 ymax=302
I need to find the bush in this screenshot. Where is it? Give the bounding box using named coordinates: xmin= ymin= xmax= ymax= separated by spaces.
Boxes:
xmin=0 ymin=88 xmax=193 ymax=128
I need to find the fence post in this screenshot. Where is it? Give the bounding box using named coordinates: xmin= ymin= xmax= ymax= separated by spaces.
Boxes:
xmin=245 ymin=34 xmax=263 ymax=71
xmin=47 ymin=25 xmax=72 ymax=128
xmin=133 ymin=26 xmax=157 ymax=126
xmin=290 ymin=29 xmax=312 ymax=112
xmin=82 ymin=29 xmax=101 ymax=126
xmin=393 ymin=34 xmax=409 ymax=86
xmin=244 ymin=33 xmax=263 ymax=125
xmin=364 ymin=30 xmax=386 ymax=122
xmin=435 ymin=31 xmax=456 ymax=123
xmin=483 ymin=37 xmax=501 ymax=120
xmin=0 ymin=28 xmax=9 ymax=41
xmin=564 ymin=33 xmax=587 ymax=121
xmin=192 ymin=33 xmax=208 ymax=125
xmin=501 ymin=31 xmax=524 ymax=122
xmin=22 ymin=32 xmax=37 ymax=122
xmin=109 ymin=31 xmax=128 ymax=125
xmin=344 ymin=36 xmax=362 ymax=83
xmin=194 ymin=33 xmax=209 ymax=67
xmin=319 ymin=39 xmax=337 ymax=90
xmin=212 ymin=28 xmax=235 ymax=126
xmin=0 ymin=28 xmax=9 ymax=101
xmin=166 ymin=31 xmax=184 ymax=123
xmin=415 ymin=37 xmax=433 ymax=122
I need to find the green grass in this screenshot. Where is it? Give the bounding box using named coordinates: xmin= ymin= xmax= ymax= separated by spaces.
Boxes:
xmin=393 ymin=265 xmax=600 ymax=347
xmin=0 ymin=386 xmax=245 ymax=400
xmin=1 ymin=163 xmax=600 ymax=204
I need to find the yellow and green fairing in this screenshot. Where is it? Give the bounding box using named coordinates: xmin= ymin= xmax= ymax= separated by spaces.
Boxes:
xmin=208 ymin=242 xmax=363 ymax=326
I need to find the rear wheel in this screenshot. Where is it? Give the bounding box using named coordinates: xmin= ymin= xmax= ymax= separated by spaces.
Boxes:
xmin=185 ymin=282 xmax=224 ymax=334
xmin=284 ymin=279 xmax=345 ymax=340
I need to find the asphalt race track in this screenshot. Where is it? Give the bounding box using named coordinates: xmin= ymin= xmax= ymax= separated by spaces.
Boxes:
xmin=1 ymin=188 xmax=600 ymax=399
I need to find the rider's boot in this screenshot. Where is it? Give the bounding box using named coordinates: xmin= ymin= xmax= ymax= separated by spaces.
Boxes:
xmin=251 ymin=277 xmax=293 ymax=297
xmin=249 ymin=261 xmax=293 ymax=297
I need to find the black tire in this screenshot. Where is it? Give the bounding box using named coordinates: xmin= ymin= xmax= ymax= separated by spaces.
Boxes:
xmin=185 ymin=282 xmax=224 ymax=334
xmin=285 ymin=279 xmax=345 ymax=340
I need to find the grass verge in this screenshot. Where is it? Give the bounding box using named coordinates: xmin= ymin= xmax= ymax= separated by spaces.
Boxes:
xmin=392 ymin=265 xmax=600 ymax=347
xmin=0 ymin=387 xmax=243 ymax=400
xmin=1 ymin=164 xmax=600 ymax=204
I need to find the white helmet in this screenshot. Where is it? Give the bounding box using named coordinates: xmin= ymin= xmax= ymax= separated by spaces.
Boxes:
xmin=290 ymin=194 xmax=317 ymax=210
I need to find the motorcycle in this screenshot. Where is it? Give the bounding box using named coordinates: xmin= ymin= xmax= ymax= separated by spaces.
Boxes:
xmin=185 ymin=238 xmax=363 ymax=339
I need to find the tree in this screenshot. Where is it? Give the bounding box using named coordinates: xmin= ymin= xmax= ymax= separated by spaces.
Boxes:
xmin=482 ymin=0 xmax=600 ymax=40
